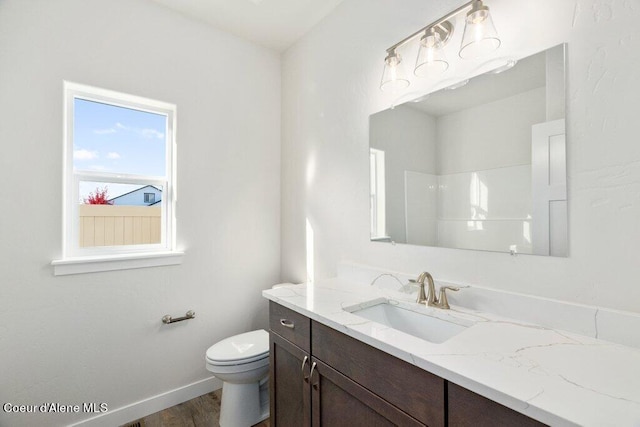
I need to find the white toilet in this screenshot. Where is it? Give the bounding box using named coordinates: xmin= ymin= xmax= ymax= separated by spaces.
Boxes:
xmin=205 ymin=329 xmax=270 ymax=427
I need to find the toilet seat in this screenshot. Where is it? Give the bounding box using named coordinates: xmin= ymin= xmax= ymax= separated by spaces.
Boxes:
xmin=206 ymin=329 xmax=269 ymax=366
xmin=206 ymin=355 xmax=269 ymax=376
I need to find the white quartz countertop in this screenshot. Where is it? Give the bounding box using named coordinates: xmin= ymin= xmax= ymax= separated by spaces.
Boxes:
xmin=263 ymin=279 xmax=640 ymax=427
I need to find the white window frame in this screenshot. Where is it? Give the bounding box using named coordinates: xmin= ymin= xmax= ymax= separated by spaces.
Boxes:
xmin=52 ymin=82 xmax=182 ymax=275
xmin=370 ymin=148 xmax=388 ymax=240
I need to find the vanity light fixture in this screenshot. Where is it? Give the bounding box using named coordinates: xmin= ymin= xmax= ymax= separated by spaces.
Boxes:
xmin=414 ymin=23 xmax=452 ymax=78
xmin=380 ymin=50 xmax=410 ymax=93
xmin=459 ymin=0 xmax=501 ymax=59
xmin=380 ymin=0 xmax=501 ymax=92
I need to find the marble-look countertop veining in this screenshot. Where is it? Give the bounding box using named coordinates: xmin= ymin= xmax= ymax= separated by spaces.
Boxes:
xmin=263 ymin=279 xmax=640 ymax=427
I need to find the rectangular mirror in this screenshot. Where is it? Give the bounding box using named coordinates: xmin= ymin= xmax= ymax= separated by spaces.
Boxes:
xmin=369 ymin=44 xmax=567 ymax=256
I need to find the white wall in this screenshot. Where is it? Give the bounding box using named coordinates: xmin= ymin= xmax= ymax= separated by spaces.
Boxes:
xmin=369 ymin=105 xmax=436 ymax=243
xmin=437 ymin=165 xmax=533 ymax=253
xmin=435 ymin=88 xmax=543 ymax=253
xmin=281 ymin=0 xmax=640 ymax=313
xmin=0 ymin=1 xmax=280 ymax=426
xmin=405 ymin=171 xmax=438 ymax=246
xmin=436 ymin=87 xmax=545 ymax=174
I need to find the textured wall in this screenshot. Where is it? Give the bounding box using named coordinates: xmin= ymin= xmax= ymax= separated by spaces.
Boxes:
xmin=281 ymin=0 xmax=640 ymax=312
xmin=0 ymin=0 xmax=281 ymax=425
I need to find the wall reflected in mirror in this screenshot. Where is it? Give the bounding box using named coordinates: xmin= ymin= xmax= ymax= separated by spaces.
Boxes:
xmin=369 ymin=44 xmax=567 ymax=256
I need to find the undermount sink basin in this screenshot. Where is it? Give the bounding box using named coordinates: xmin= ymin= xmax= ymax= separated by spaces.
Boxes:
xmin=346 ymin=301 xmax=468 ymax=344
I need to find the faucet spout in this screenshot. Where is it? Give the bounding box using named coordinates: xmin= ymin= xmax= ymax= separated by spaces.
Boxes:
xmin=415 ymin=272 xmax=461 ymax=309
xmin=416 ymin=272 xmax=437 ymax=306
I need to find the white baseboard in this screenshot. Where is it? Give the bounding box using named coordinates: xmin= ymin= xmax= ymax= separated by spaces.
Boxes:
xmin=70 ymin=377 xmax=223 ymax=427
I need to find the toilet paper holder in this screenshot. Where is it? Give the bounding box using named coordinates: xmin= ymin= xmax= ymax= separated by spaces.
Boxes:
xmin=162 ymin=310 xmax=195 ymax=324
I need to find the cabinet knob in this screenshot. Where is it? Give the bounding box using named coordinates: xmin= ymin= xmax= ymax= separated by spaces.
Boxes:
xmin=280 ymin=318 xmax=295 ymax=329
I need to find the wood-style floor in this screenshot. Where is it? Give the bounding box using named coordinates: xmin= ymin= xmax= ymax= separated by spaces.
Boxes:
xmin=122 ymin=389 xmax=270 ymax=427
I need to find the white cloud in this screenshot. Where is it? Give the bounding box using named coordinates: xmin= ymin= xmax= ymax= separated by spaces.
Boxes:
xmin=107 ymin=152 xmax=121 ymax=159
xmin=113 ymin=122 xmax=164 ymax=140
xmin=140 ymin=128 xmax=165 ymax=139
xmin=93 ymin=128 xmax=116 ymax=135
xmin=74 ymin=149 xmax=99 ymax=160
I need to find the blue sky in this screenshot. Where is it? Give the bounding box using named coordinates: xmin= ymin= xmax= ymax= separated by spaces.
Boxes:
xmin=74 ymin=99 xmax=167 ymax=201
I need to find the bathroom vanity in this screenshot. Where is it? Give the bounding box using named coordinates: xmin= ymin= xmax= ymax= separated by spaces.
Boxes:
xmin=264 ymin=279 xmax=640 ymax=426
xmin=269 ymin=301 xmax=541 ymax=426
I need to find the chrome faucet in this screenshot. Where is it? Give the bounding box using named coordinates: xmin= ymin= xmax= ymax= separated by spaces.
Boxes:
xmin=413 ymin=272 xmax=459 ymax=309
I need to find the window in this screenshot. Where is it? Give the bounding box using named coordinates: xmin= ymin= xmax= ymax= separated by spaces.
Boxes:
xmin=370 ymin=148 xmax=387 ymax=240
xmin=53 ymin=82 xmax=181 ymax=275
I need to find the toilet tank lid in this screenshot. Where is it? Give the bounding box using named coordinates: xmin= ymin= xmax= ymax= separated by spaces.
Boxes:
xmin=206 ymin=329 xmax=269 ymax=363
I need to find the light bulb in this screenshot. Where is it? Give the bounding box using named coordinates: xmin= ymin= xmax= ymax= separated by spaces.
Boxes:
xmin=459 ymin=1 xmax=501 ymax=59
xmin=380 ymin=51 xmax=410 ymax=92
xmin=414 ymin=28 xmax=449 ymax=78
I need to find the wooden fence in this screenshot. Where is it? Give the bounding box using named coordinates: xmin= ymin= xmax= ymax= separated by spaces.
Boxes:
xmin=79 ymin=205 xmax=161 ymax=247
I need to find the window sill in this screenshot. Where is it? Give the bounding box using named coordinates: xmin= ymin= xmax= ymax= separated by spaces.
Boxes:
xmin=371 ymin=236 xmax=392 ymax=242
xmin=51 ymin=251 xmax=184 ymax=276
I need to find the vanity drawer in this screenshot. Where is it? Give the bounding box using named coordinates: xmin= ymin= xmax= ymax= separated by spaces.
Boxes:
xmin=312 ymin=320 xmax=445 ymax=427
xmin=269 ymin=301 xmax=311 ymax=353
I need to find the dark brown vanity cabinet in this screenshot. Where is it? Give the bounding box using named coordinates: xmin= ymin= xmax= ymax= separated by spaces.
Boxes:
xmin=269 ymin=302 xmax=438 ymax=426
xmin=269 ymin=301 xmax=544 ymax=427
xmin=270 ymin=331 xmax=421 ymax=427
xmin=269 ymin=302 xmax=311 ymax=425
xmin=447 ymin=383 xmax=545 ymax=427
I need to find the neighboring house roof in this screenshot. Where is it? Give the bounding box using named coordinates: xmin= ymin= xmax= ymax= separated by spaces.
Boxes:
xmin=148 ymin=200 xmax=162 ymax=206
xmin=108 ymin=185 xmax=162 ymax=202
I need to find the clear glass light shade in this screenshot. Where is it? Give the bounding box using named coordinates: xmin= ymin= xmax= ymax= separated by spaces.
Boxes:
xmin=459 ymin=4 xmax=501 ymax=59
xmin=380 ymin=52 xmax=410 ymax=92
xmin=414 ymin=31 xmax=449 ymax=78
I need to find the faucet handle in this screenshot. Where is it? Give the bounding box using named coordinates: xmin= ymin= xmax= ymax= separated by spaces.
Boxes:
xmin=437 ymin=286 xmax=459 ymax=310
xmin=409 ymin=279 xmax=428 ymax=304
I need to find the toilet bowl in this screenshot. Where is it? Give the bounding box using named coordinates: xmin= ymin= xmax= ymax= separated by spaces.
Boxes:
xmin=206 ymin=329 xmax=269 ymax=427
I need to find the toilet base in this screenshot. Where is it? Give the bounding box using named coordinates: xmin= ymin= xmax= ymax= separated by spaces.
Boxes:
xmin=219 ymin=379 xmax=269 ymax=427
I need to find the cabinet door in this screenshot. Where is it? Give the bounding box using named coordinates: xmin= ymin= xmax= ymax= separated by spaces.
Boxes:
xmin=310 ymin=359 xmax=424 ymax=427
xmin=270 ymin=332 xmax=311 ymax=427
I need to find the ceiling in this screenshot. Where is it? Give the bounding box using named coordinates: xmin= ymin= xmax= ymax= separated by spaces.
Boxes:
xmin=149 ymin=0 xmax=345 ymax=52
xmin=407 ymin=50 xmax=547 ymax=117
